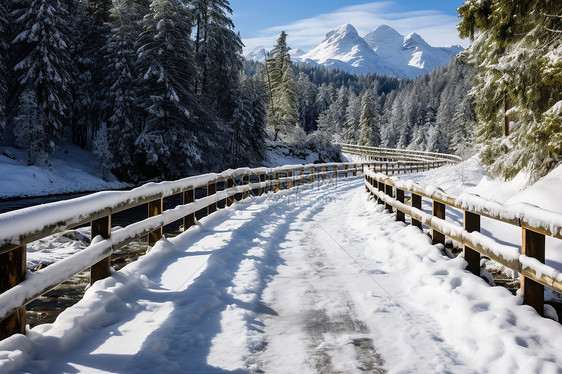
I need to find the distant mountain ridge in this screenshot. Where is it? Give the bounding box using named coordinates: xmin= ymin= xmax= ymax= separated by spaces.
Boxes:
xmin=245 ymin=24 xmax=464 ymax=79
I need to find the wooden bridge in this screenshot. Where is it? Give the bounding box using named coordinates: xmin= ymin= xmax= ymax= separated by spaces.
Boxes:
xmin=0 ymin=145 xmax=560 ymax=345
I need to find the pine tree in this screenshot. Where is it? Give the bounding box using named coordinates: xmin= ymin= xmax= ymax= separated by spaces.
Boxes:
xmin=68 ymin=1 xmax=95 ymax=149
xmin=135 ymin=0 xmax=202 ymax=178
xmin=343 ymin=91 xmax=361 ymax=143
xmin=81 ymin=0 xmax=113 ymax=136
xmin=11 ymin=0 xmax=74 ymax=165
xmin=265 ymin=31 xmax=299 ymax=141
xmin=458 ymin=0 xmax=562 ymax=182
xmin=101 ymin=0 xmax=146 ymax=181
xmin=189 ymin=0 xmax=243 ymax=121
xmin=296 ymin=72 xmax=318 ymax=133
xmin=0 ymin=2 xmax=9 ymax=140
xmin=92 ymin=123 xmax=114 ymax=180
xmin=358 ymin=91 xmax=380 ymax=146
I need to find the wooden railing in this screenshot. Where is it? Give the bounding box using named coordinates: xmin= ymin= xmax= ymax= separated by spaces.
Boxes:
xmin=0 ymin=154 xmax=457 ymax=341
xmin=340 ymin=143 xmax=463 ymax=164
xmin=364 ymin=168 xmax=562 ymax=317
xmin=1 ymin=162 xmax=370 ymax=340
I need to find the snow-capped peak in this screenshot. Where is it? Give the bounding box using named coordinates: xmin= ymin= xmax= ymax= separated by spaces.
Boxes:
xmin=323 ymin=23 xmax=361 ymax=43
xmin=245 ymin=46 xmax=267 ymax=62
xmin=403 ymin=32 xmax=430 ymax=49
xmin=299 ymin=23 xmax=397 ymax=76
xmin=364 ymin=24 xmax=402 ymax=45
xmin=290 ymin=48 xmax=306 ymax=58
xmin=255 ymin=23 xmax=463 ymax=79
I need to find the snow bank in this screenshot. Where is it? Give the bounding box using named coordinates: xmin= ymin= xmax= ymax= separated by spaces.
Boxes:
xmin=0 ymin=144 xmax=129 ymax=199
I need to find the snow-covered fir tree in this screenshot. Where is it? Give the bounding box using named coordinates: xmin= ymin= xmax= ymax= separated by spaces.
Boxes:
xmin=68 ymin=1 xmax=96 ymax=148
xmin=295 ymin=72 xmax=318 ymax=133
xmin=81 ymin=0 xmax=113 ymax=134
xmin=11 ymin=0 xmax=74 ymax=165
xmin=358 ymin=91 xmax=380 ymax=146
xmin=239 ymin=74 xmax=268 ymax=165
xmin=0 ymin=1 xmax=9 ymax=140
xmin=343 ymin=91 xmax=361 ymax=144
xmin=189 ymin=0 xmax=243 ymax=123
xmin=135 ymin=0 xmax=202 ymax=178
xmin=317 ymin=85 xmax=349 ymax=142
xmin=459 ymin=0 xmax=562 ymax=182
xmin=265 ymin=31 xmax=299 ymax=141
xmin=92 ymin=123 xmax=114 ymax=180
xmin=227 ymin=74 xmax=267 ymax=167
xmin=101 ymin=0 xmax=147 ymax=181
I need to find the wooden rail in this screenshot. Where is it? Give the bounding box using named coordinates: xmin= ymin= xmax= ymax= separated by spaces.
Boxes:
xmin=0 ymin=155 xmax=454 ymax=340
xmin=363 ymin=169 xmax=562 ymax=317
xmin=340 ymin=143 xmax=463 ymax=164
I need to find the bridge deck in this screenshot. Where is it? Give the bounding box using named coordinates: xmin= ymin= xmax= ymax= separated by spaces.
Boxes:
xmin=1 ymin=177 xmax=561 ymax=373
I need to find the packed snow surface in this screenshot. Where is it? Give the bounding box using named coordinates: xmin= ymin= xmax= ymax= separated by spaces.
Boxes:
xmin=1 ymin=176 xmax=562 ymax=373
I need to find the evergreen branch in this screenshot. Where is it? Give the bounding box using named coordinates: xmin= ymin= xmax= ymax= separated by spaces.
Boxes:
xmin=544 ymin=26 xmax=562 ymax=33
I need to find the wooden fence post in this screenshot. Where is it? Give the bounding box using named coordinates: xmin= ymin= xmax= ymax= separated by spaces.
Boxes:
xmin=411 ymin=193 xmax=422 ymax=229
xmin=344 ymin=165 xmax=348 ymax=178
xmin=183 ymin=188 xmax=196 ymax=228
xmin=242 ymin=175 xmax=250 ymax=199
xmin=227 ymin=178 xmax=235 ymax=205
xmin=148 ymin=198 xmax=163 ymax=246
xmin=311 ymin=168 xmax=316 ymax=183
xmin=377 ymin=181 xmax=384 ymax=205
xmin=258 ymin=174 xmax=266 ymax=196
xmin=396 ymin=189 xmax=405 ymax=222
xmin=432 ymin=200 xmax=446 ymax=245
xmin=463 ymin=211 xmax=481 ymax=276
xmin=274 ymin=173 xmax=280 ymax=193
xmin=0 ymin=246 xmax=26 ymax=339
xmin=385 ymin=184 xmax=393 ymax=212
xmin=334 ymin=165 xmax=338 ymax=181
xmin=288 ymin=170 xmax=293 ymax=189
xmin=90 ymin=216 xmax=111 ymax=285
xmin=521 ymin=229 xmax=545 ymax=316
xmin=321 ymin=167 xmax=327 ymax=181
xmin=207 ymin=181 xmax=217 ymax=214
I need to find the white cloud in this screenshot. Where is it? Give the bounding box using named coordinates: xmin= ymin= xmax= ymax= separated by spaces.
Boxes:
xmin=241 ymin=1 xmax=469 ymax=54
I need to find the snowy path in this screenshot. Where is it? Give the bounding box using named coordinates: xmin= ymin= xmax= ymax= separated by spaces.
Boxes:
xmin=1 ymin=177 xmax=562 ymax=373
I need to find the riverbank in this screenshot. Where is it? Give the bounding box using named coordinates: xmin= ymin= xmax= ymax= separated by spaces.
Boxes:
xmin=0 ymin=144 xmax=130 ymax=199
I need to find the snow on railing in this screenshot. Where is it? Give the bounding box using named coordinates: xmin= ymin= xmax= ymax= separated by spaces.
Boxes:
xmin=339 ymin=143 xmax=463 ymax=164
xmin=0 ymin=159 xmax=452 ymax=340
xmin=363 ymin=169 xmax=562 ymax=318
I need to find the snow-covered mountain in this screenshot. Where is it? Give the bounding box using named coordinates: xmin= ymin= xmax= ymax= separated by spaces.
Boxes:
xmin=245 ymin=24 xmax=464 ymax=78
xmin=363 ymin=25 xmax=464 ymax=78
xmin=245 ymin=46 xmax=267 ymax=62
xmin=298 ymin=24 xmax=398 ymax=76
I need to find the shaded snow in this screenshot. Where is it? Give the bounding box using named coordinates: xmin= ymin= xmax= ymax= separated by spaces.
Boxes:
xmin=0 ymin=144 xmax=129 ymax=199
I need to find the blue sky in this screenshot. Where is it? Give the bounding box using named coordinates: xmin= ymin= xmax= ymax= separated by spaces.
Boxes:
xmin=230 ymin=1 xmax=468 ymax=53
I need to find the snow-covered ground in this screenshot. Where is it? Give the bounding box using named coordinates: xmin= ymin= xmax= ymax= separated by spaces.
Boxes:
xmin=344 ymin=154 xmax=562 ymax=276
xmin=0 ymin=144 xmax=129 ymax=199
xmin=1 ymin=175 xmax=562 ymax=373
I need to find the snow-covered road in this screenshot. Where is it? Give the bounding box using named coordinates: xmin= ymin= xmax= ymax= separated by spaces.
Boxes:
xmin=1 ymin=177 xmax=562 ymax=373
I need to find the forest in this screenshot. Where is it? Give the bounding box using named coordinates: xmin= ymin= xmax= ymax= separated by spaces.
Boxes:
xmin=0 ymin=0 xmax=558 ymax=184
